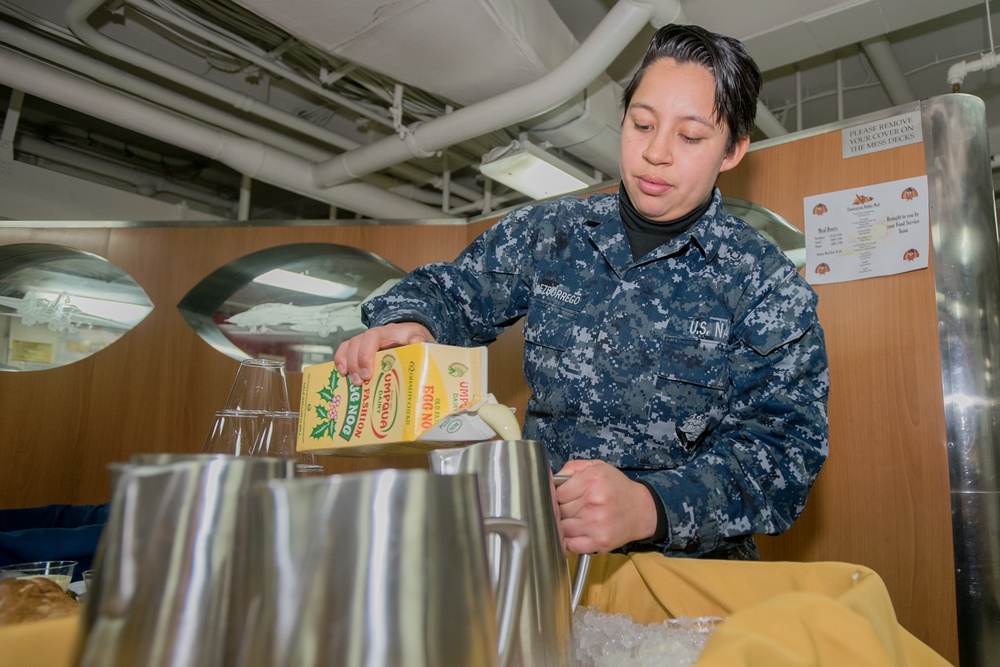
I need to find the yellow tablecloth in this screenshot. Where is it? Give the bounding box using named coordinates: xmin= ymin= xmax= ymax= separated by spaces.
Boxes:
xmin=579 ymin=553 xmax=952 ymax=667
xmin=0 ymin=615 xmax=79 ymax=667
xmin=0 ymin=556 xmax=952 ymax=667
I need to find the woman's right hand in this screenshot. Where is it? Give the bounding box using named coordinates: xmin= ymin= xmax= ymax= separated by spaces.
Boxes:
xmin=333 ymin=322 xmax=436 ymax=385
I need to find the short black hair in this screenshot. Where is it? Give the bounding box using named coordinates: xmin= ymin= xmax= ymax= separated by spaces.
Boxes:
xmin=622 ymin=24 xmax=762 ymax=155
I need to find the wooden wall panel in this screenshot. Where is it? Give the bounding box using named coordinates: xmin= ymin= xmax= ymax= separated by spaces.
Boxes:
xmin=0 ymin=223 xmax=482 ymax=506
xmin=0 ymin=127 xmax=960 ymax=663
xmin=718 ymin=134 xmax=958 ymax=663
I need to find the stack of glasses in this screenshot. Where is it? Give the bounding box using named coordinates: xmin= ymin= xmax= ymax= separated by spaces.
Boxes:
xmin=203 ymin=358 xmax=325 ymax=476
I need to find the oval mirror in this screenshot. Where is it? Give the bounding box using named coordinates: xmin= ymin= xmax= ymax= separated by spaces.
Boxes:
xmin=722 ymin=197 xmax=806 ymax=269
xmin=0 ymin=243 xmax=154 ymax=371
xmin=177 ymin=243 xmax=405 ymax=373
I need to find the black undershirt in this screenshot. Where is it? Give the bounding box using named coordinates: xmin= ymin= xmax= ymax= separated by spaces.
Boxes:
xmin=619 ymin=183 xmax=712 ymax=261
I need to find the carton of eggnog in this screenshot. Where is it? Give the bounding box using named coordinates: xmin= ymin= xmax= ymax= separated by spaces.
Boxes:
xmin=297 ymin=343 xmax=502 ymax=456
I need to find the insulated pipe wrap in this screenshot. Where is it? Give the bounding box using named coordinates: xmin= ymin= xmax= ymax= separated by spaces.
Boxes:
xmin=312 ymin=0 xmax=683 ymax=188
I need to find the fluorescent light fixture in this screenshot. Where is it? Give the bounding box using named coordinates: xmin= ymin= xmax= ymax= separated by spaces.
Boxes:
xmin=479 ymin=140 xmax=597 ymax=200
xmin=253 ymin=269 xmax=358 ymax=299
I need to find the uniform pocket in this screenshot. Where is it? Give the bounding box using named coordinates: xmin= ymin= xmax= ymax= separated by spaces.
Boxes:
xmin=658 ymin=335 xmax=730 ymax=389
xmin=522 ymin=302 xmax=581 ymax=409
xmin=523 ymin=301 xmax=577 ymax=351
xmin=641 ymin=336 xmax=731 ymax=462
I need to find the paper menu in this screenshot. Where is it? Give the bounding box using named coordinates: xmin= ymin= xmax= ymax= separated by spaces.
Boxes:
xmin=804 ymin=175 xmax=929 ymax=285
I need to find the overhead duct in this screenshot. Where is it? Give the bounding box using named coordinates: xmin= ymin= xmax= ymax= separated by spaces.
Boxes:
xmin=307 ymin=0 xmax=685 ymax=188
xmin=60 ymin=0 xmax=483 ymax=208
xmin=861 ymin=35 xmax=915 ymax=106
xmin=16 ymin=135 xmax=237 ymax=215
xmin=64 ymin=0 xmax=363 ymax=153
xmin=755 ymin=100 xmax=788 ymax=137
xmin=0 ymin=19 xmax=334 ymax=163
xmin=225 ymin=0 xmax=684 ymax=189
xmin=48 ymin=0 xmax=971 ymax=210
xmin=59 ymin=0 xmax=849 ymax=206
xmin=230 ymin=0 xmax=966 ymax=189
xmin=0 ymin=46 xmax=452 ymax=220
xmin=527 ymin=77 xmax=625 ymax=176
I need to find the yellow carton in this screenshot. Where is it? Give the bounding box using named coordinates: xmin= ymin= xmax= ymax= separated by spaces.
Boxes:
xmin=297 ymin=343 xmax=492 ymax=456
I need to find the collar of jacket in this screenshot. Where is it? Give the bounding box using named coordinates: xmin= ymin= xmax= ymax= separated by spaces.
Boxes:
xmin=584 ymin=188 xmax=727 ymax=272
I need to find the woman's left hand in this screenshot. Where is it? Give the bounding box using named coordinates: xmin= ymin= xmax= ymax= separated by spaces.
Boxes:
xmin=554 ymin=459 xmax=659 ymax=554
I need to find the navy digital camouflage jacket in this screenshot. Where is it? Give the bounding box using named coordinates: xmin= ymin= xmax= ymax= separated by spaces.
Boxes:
xmin=363 ymin=188 xmax=830 ymax=558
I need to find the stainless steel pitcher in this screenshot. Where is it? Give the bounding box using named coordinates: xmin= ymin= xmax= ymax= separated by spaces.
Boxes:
xmin=429 ymin=439 xmax=590 ymax=667
xmin=74 ymin=455 xmax=294 ymax=667
xmin=235 ymin=469 xmax=529 ymax=667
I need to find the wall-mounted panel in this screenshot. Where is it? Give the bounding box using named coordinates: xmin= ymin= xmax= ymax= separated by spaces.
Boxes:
xmin=717 ymin=98 xmax=969 ymax=665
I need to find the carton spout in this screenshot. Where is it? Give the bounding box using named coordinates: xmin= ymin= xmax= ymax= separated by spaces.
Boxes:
xmin=472 ymin=399 xmax=522 ymax=440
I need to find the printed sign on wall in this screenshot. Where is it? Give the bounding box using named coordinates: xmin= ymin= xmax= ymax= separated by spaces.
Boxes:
xmin=804 ymin=175 xmax=929 ymax=285
xmin=842 ymin=109 xmax=922 ymax=158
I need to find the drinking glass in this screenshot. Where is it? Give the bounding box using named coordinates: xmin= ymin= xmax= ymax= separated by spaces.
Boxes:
xmin=249 ymin=411 xmax=325 ymax=477
xmin=0 ymin=560 xmax=77 ymax=590
xmin=203 ymin=409 xmax=265 ymax=456
xmin=224 ymin=359 xmax=290 ymax=413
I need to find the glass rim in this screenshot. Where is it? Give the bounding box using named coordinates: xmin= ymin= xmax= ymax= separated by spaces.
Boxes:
xmin=0 ymin=560 xmax=78 ymax=571
xmin=239 ymin=358 xmax=285 ymax=368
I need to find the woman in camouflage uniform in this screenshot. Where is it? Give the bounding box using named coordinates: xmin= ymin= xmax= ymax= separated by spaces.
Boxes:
xmin=335 ymin=24 xmax=828 ymax=560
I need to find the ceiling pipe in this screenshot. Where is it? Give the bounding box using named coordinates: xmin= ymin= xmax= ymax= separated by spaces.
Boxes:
xmin=795 ymin=70 xmax=803 ymax=132
xmin=0 ymin=19 xmax=333 ymax=161
xmin=949 ymin=53 xmax=1000 ymax=92
xmin=861 ymin=35 xmax=916 ymax=105
xmin=64 ymin=0 xmax=366 ymax=152
xmin=953 ymin=0 xmax=1000 ymax=92
xmin=0 ymin=19 xmax=480 ymax=210
xmin=836 ymin=58 xmax=844 ymax=121
xmin=63 ymin=1 xmax=484 ymax=206
xmin=0 ymin=46 xmax=453 ymax=220
xmin=126 ymin=0 xmax=393 ymax=131
xmin=0 ymin=88 xmax=23 ymax=160
xmin=752 ymin=34 xmax=915 ymax=139
xmin=26 ymin=154 xmax=226 ymax=216
xmin=238 ymin=175 xmax=252 ymax=221
xmin=41 ymin=124 xmax=248 ymax=191
xmin=15 ymin=135 xmax=237 ymax=214
xmin=528 ymin=80 xmax=621 ymax=177
xmin=311 ymin=0 xmax=686 ymax=188
xmin=753 ymin=100 xmax=788 ymax=138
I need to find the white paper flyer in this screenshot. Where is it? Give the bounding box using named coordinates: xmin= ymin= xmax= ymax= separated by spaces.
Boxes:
xmin=803 ymin=175 xmax=929 ymax=285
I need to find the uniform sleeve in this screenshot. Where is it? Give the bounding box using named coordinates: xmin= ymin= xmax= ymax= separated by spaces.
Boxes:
xmin=630 ymin=261 xmax=830 ymax=557
xmin=361 ymin=205 xmax=540 ymax=345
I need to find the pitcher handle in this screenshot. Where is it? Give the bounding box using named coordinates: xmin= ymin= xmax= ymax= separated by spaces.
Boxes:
xmin=570 ymin=553 xmax=591 ymax=612
xmin=553 ymin=474 xmax=591 ymax=612
xmin=482 ymin=518 xmax=529 ymax=667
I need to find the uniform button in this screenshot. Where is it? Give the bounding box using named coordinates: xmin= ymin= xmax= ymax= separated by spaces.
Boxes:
xmin=683 ymin=538 xmax=701 ymax=554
